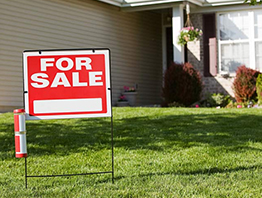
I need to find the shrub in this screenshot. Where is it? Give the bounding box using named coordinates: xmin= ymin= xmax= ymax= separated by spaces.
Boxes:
xmin=162 ymin=62 xmax=202 ymax=106
xmin=168 ymin=101 xmax=185 ymax=107
xmin=233 ymin=65 xmax=260 ymax=103
xmin=206 ymin=93 xmax=231 ymax=107
xmin=226 ymin=100 xmax=255 ymax=108
xmin=256 ymin=73 xmax=262 ymax=104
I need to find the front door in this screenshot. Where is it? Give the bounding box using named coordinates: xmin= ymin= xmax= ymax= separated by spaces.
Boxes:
xmin=166 ymin=27 xmax=173 ymax=69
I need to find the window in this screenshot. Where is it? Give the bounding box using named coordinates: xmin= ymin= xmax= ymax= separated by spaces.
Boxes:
xmin=256 ymin=42 xmax=262 ymax=70
xmin=255 ymin=10 xmax=262 ymax=71
xmin=254 ymin=10 xmax=262 ymax=39
xmin=221 ymin=43 xmax=249 ymax=73
xmin=218 ymin=9 xmax=262 ymax=74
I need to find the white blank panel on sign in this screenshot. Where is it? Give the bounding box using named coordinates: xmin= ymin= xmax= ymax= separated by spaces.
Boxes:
xmin=33 ymin=98 xmax=102 ymax=114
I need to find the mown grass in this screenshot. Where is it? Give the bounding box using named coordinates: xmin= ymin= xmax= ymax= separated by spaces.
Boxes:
xmin=0 ymin=107 xmax=261 ymax=197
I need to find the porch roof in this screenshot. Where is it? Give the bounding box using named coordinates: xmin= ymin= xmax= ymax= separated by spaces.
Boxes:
xmin=97 ymin=0 xmax=246 ymax=9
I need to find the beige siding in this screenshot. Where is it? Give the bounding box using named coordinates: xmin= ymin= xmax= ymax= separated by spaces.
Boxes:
xmin=0 ymin=0 xmax=162 ymax=111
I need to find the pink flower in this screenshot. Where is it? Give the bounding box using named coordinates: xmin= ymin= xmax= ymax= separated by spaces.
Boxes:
xmin=119 ymin=94 xmax=127 ymax=101
xmin=123 ymin=85 xmax=136 ymax=92
xmin=182 ymin=27 xmax=190 ymax=31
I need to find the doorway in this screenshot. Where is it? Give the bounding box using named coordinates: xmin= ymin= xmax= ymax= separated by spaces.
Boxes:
xmin=165 ymin=27 xmax=173 ymax=69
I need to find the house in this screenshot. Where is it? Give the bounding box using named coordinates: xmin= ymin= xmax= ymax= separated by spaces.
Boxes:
xmin=0 ymin=0 xmax=261 ymax=112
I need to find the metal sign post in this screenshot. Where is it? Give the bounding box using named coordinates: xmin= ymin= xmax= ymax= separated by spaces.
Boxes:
xmin=20 ymin=48 xmax=114 ymax=188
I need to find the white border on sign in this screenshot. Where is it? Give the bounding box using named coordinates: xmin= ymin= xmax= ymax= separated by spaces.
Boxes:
xmin=23 ymin=49 xmax=112 ymax=120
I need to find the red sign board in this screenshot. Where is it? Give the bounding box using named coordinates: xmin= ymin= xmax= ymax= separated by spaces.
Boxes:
xmin=23 ymin=49 xmax=111 ymax=120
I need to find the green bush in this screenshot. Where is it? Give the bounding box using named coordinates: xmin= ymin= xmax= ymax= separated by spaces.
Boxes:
xmin=256 ymin=73 xmax=262 ymax=104
xmin=168 ymin=101 xmax=185 ymax=107
xmin=206 ymin=93 xmax=231 ymax=107
xmin=162 ymin=62 xmax=202 ymax=106
xmin=226 ymin=100 xmax=255 ymax=108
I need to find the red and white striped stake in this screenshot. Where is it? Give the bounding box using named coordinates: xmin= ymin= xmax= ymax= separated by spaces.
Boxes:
xmin=14 ymin=109 xmax=27 ymax=158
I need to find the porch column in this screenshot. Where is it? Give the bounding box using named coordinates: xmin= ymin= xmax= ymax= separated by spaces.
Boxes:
xmin=172 ymin=5 xmax=184 ymax=63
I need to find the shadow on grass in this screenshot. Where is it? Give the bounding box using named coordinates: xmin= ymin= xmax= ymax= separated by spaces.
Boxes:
xmin=113 ymin=113 xmax=262 ymax=151
xmin=110 ymin=164 xmax=262 ymax=183
xmin=92 ymin=163 xmax=262 ymax=185
xmin=1 ymin=111 xmax=262 ymax=159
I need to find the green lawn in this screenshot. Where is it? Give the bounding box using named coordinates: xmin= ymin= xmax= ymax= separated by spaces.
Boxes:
xmin=0 ymin=107 xmax=262 ymax=197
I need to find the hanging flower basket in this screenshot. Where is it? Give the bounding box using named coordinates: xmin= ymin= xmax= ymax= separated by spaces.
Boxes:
xmin=178 ymin=26 xmax=203 ymax=46
xmin=177 ymin=3 xmax=203 ymax=46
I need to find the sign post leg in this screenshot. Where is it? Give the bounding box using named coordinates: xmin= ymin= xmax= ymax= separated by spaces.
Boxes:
xmin=111 ymin=116 xmax=114 ymax=184
xmin=25 ymin=157 xmax=28 ymax=189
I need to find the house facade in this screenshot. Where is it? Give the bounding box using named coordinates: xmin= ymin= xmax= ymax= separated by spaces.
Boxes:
xmin=0 ymin=0 xmax=261 ymax=111
xmin=186 ymin=2 xmax=262 ymax=97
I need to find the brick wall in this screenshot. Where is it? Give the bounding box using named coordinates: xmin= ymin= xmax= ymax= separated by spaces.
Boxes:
xmin=187 ymin=13 xmax=235 ymax=98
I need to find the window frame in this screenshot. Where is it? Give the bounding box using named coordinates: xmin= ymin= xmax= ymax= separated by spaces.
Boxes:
xmin=217 ymin=9 xmax=262 ymax=75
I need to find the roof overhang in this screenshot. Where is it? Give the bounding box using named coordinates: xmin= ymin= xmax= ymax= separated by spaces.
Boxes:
xmin=121 ymin=0 xmax=204 ymax=7
xmin=97 ymin=0 xmax=250 ymax=8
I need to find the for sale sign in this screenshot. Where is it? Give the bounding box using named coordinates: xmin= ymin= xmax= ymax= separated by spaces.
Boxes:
xmin=23 ymin=49 xmax=111 ymax=120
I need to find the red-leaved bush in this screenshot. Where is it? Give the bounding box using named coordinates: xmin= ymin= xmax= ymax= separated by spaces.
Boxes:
xmin=162 ymin=62 xmax=202 ymax=106
xmin=233 ymin=65 xmax=261 ymax=103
